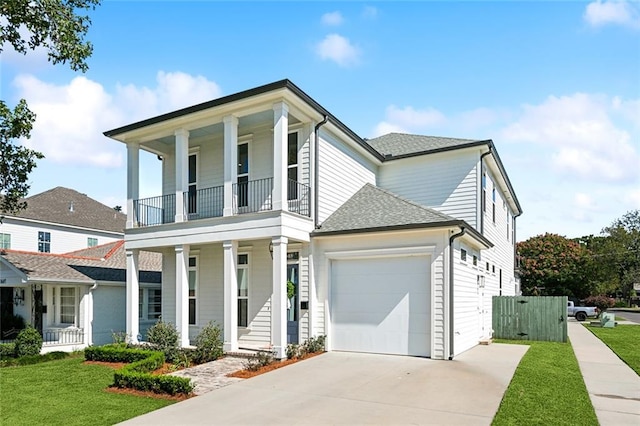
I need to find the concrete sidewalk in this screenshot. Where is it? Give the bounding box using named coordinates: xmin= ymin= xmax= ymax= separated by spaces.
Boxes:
xmin=120 ymin=343 xmax=528 ymax=425
xmin=568 ymin=321 xmax=640 ymax=425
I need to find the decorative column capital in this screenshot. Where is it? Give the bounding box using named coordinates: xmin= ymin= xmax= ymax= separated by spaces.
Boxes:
xmin=223 ymin=115 xmax=239 ymax=126
xmin=273 ymin=101 xmax=289 ymax=116
xmin=175 ymin=128 xmax=190 ymax=139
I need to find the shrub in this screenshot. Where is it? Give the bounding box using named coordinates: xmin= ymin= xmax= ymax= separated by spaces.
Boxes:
xmin=193 ymin=322 xmax=223 ymax=364
xmin=302 ymin=335 xmax=326 ymax=354
xmin=147 ymin=320 xmax=179 ymax=361
xmin=14 ymin=326 xmax=42 ymax=357
xmin=286 ymin=343 xmax=300 ymax=360
xmin=0 ymin=343 xmax=16 ymax=360
xmin=111 ymin=331 xmax=128 ymax=344
xmin=614 ymin=300 xmax=628 ymax=308
xmin=84 ymin=345 xmax=155 ymax=363
xmin=244 ymin=349 xmax=276 ymax=371
xmin=584 ymin=295 xmax=616 ymax=313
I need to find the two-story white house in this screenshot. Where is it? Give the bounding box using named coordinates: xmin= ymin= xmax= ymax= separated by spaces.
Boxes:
xmin=104 ymin=79 xmax=522 ymax=360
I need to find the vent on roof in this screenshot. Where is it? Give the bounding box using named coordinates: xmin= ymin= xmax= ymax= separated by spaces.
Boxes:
xmin=69 ymin=202 xmax=74 ymax=212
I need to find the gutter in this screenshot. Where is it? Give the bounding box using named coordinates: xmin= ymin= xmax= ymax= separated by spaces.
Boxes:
xmin=448 ymin=227 xmax=466 ymax=360
xmin=314 ymin=115 xmax=329 ymax=228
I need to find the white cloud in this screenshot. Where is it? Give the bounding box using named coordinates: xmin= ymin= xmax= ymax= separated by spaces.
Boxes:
xmin=373 ymin=105 xmax=446 ymax=136
xmin=315 ymin=34 xmax=360 ymax=67
xmin=584 ymin=1 xmax=640 ymax=29
xmin=321 ymin=11 xmax=344 ymax=26
xmin=0 ymin=23 xmax=51 ymax=70
xmin=13 ymin=71 xmax=222 ymax=168
xmin=501 ymin=93 xmax=640 ymax=183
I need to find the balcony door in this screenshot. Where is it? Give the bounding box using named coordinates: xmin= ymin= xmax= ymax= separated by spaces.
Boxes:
xmin=188 ymin=152 xmax=197 ymax=216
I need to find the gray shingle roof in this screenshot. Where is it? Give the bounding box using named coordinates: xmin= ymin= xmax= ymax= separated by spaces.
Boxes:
xmin=366 ymin=133 xmax=486 ymax=158
xmin=10 ymin=187 xmax=126 ymax=234
xmin=314 ymin=184 xmax=459 ymax=235
xmin=1 ymin=241 xmax=161 ymax=284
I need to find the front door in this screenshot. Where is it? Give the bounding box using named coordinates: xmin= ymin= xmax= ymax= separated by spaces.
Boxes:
xmin=286 ymin=261 xmax=299 ymax=344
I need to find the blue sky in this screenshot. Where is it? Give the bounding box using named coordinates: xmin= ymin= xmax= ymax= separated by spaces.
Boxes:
xmin=2 ymin=0 xmax=639 ymax=240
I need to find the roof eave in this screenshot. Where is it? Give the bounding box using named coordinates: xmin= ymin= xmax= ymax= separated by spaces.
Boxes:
xmin=381 ymin=139 xmax=492 ymax=161
xmin=483 ymin=141 xmax=523 ymax=215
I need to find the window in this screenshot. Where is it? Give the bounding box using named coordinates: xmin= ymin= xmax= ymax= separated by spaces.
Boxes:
xmin=237 ymin=254 xmax=249 ymax=327
xmin=486 ymin=262 xmax=490 ymax=271
xmin=87 ymin=237 xmax=98 ymax=247
xmin=460 ymin=249 xmax=467 ymax=262
xmin=287 ymin=252 xmax=299 ymax=324
xmin=492 ymin=188 xmax=496 ymax=223
xmin=499 ymin=269 xmax=503 ymax=296
xmin=482 ymin=173 xmax=487 ymax=212
xmin=188 ymin=153 xmax=197 ymax=215
xmin=188 ymin=257 xmax=197 ymax=325
xmin=492 ymin=264 xmax=495 ymax=273
xmin=52 ymin=287 xmax=76 ymax=325
xmin=237 ymin=143 xmax=249 ymax=208
xmin=287 ymin=132 xmax=298 ymax=200
xmin=38 ymin=231 xmax=51 ymax=253
xmin=507 ymin=212 xmax=511 ymax=241
xmin=473 ymin=255 xmax=478 ymax=267
xmin=139 ymin=288 xmax=162 ymax=320
xmin=0 ymin=233 xmax=10 ymax=249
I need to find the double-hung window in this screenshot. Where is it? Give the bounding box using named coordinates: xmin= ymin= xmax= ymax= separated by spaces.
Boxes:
xmin=52 ymin=287 xmax=76 ymax=325
xmin=87 ymin=237 xmax=98 ymax=247
xmin=237 ymin=143 xmax=249 ymax=208
xmin=188 ymin=256 xmax=197 ymax=325
xmin=38 ymin=231 xmax=51 ymax=253
xmin=237 ymin=254 xmax=249 ymax=327
xmin=138 ymin=288 xmax=162 ymax=320
xmin=0 ymin=233 xmax=10 ymax=249
xmin=482 ymin=173 xmax=487 ymax=212
xmin=287 ymin=132 xmax=298 ymax=200
xmin=492 ymin=188 xmax=496 ymax=223
xmin=188 ymin=153 xmax=197 ymax=215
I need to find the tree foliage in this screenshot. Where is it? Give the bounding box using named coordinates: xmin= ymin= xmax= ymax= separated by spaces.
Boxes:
xmin=0 ymin=0 xmax=100 ymax=215
xmin=517 ymin=233 xmax=590 ymax=298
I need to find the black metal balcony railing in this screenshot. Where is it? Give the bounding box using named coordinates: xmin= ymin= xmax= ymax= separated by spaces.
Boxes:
xmin=183 ymin=185 xmax=224 ymax=220
xmin=233 ymin=177 xmax=273 ymax=214
xmin=133 ymin=178 xmax=311 ymax=227
xmin=134 ymin=194 xmax=176 ymax=227
xmin=288 ymin=179 xmax=311 ymax=217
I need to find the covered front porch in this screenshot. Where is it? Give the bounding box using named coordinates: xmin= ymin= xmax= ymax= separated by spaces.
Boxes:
xmin=125 ymin=236 xmax=313 ymax=359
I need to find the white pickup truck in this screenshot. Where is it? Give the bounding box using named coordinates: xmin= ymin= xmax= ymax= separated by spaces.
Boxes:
xmin=567 ymin=301 xmax=599 ymax=321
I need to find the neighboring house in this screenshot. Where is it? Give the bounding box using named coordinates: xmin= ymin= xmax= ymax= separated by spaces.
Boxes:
xmin=103 ymin=79 xmax=522 ymax=360
xmin=0 ymin=241 xmax=161 ymax=352
xmin=0 ymin=187 xmax=127 ymax=335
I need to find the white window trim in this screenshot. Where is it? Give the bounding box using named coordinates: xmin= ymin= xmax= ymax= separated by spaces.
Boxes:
xmin=139 ymin=288 xmax=162 ymax=322
xmin=38 ymin=231 xmax=51 ymax=253
xmin=237 ymin=252 xmax=250 ymax=328
xmin=188 ymin=255 xmax=198 ymax=326
xmin=0 ymin=233 xmax=10 ymax=250
xmin=52 ymin=286 xmax=77 ymax=327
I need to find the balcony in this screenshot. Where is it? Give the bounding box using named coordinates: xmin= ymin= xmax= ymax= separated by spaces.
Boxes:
xmin=132 ymin=179 xmax=311 ymax=228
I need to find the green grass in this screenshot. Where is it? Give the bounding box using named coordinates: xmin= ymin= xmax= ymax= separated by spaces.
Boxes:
xmin=587 ymin=324 xmax=640 ymax=376
xmin=492 ymin=340 xmax=598 ymax=426
xmin=0 ymin=356 xmax=173 ymax=425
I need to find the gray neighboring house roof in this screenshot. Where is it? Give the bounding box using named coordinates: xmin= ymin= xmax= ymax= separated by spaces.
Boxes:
xmin=312 ymin=184 xmax=492 ymax=247
xmin=9 ymin=187 xmax=126 ymax=234
xmin=0 ymin=241 xmax=161 ymax=284
xmin=366 ymin=132 xmax=488 ymax=158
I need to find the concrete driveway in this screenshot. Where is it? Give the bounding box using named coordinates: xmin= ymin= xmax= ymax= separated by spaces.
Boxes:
xmin=121 ymin=343 xmax=528 ymax=425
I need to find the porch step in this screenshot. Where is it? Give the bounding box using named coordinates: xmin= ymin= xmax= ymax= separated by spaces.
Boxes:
xmin=479 ymin=338 xmax=493 ymax=345
xmin=225 ymin=346 xmax=274 ymax=359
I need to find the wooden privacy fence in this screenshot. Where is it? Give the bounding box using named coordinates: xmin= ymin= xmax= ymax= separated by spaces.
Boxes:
xmin=492 ymin=296 xmax=567 ymax=343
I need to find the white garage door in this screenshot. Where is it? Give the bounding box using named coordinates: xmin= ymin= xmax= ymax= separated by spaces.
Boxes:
xmin=330 ymin=256 xmax=430 ymax=357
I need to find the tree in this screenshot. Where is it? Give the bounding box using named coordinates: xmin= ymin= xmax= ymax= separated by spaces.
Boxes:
xmin=599 ymin=210 xmax=640 ymax=305
xmin=0 ymin=0 xmax=100 ymax=214
xmin=517 ymin=233 xmax=592 ymax=298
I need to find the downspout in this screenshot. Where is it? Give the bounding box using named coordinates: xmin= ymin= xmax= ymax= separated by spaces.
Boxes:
xmin=479 ymin=147 xmax=493 ymax=235
xmin=448 ymin=227 xmax=466 ymax=360
xmin=314 ymin=115 xmax=329 ymax=228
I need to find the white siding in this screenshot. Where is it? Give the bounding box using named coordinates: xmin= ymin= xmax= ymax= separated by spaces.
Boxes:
xmin=93 ymin=284 xmax=126 ymax=345
xmin=0 ymin=219 xmax=122 ymax=253
xmin=239 ymin=240 xmax=272 ymax=345
xmin=317 ymin=131 xmax=377 ymax=223
xmin=453 ymin=242 xmax=485 ymax=355
xmin=299 ymin=244 xmax=310 ymax=341
xmin=379 ymin=150 xmax=479 ymax=227
xmin=189 ymin=245 xmax=224 ymax=340
xmin=162 ymin=247 xmax=176 ymax=324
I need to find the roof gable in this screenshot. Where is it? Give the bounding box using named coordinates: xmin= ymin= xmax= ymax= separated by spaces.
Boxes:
xmin=9 ymin=187 xmax=126 ymax=234
xmin=366 ymin=132 xmax=487 ymax=158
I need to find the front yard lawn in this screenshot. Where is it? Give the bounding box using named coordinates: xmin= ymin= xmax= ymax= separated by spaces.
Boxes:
xmin=587 ymin=324 xmax=640 ymax=376
xmin=492 ymin=340 xmax=598 ymax=426
xmin=0 ymin=356 xmax=173 ymax=426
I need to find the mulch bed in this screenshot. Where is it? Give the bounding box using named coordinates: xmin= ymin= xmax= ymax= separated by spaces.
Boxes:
xmin=227 ymin=352 xmax=323 ymax=379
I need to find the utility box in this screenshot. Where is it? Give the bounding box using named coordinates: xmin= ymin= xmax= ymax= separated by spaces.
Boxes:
xmin=601 ymin=312 xmax=615 ymax=328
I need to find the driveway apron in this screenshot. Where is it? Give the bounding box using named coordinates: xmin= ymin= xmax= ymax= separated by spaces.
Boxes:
xmin=120 ymin=343 xmax=528 ymax=425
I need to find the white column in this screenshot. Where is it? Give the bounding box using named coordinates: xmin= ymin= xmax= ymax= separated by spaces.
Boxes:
xmin=273 ymin=102 xmax=289 ymax=212
xmin=175 ymin=129 xmax=190 ymax=222
xmin=223 ymin=116 xmax=239 ymax=216
xmin=223 ymin=240 xmax=238 ymax=352
xmin=126 ymin=142 xmax=140 ymax=229
xmin=271 ymin=236 xmax=288 ymax=359
xmin=175 ymin=244 xmax=190 ymax=347
xmin=126 ymin=249 xmax=140 ymax=343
